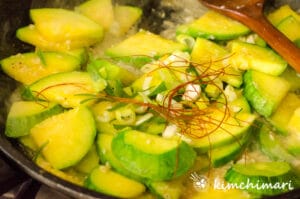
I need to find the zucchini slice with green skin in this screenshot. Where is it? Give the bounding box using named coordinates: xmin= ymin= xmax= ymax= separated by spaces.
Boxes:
xmin=277 ymin=15 xmax=300 ymax=42
xmin=183 ymin=111 xmax=256 ymax=153
xmin=85 ymin=165 xmax=146 ymax=198
xmin=96 ymin=133 xmax=144 ymax=182
xmin=65 ymin=48 xmax=88 ymax=66
xmin=0 ymin=51 xmax=81 ymax=85
xmin=209 ymin=132 xmax=251 ymax=168
xmin=268 ymin=93 xmax=300 ymax=135
xmin=5 ymin=101 xmax=63 ymax=138
xmin=111 ymin=5 xmax=142 ymax=36
xmin=225 ymin=162 xmax=299 ymax=196
xmin=229 ymin=41 xmax=287 ymax=76
xmin=75 ymin=0 xmax=114 ymax=30
xmin=190 ymin=38 xmax=243 ymax=88
xmin=284 ymin=107 xmax=300 ymax=156
xmin=243 ymin=70 xmax=290 ymax=117
xmin=111 ymin=130 xmax=196 ymax=181
xmin=30 ymin=8 xmax=104 ymax=43
xmin=74 ymin=144 xmax=100 ymax=174
xmin=16 ymin=25 xmax=92 ymax=51
xmin=22 ymin=71 xmax=106 ymax=108
xmin=176 ymin=11 xmax=250 ymax=40
xmin=280 ymin=66 xmax=300 ymax=93
xmin=267 ymin=4 xmax=300 ymax=26
xmin=105 ymin=30 xmax=188 ymax=67
xmin=30 ymin=106 xmax=96 ymax=169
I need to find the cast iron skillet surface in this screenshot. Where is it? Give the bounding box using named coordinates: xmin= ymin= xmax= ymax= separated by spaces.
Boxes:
xmin=0 ymin=0 xmax=300 ymax=198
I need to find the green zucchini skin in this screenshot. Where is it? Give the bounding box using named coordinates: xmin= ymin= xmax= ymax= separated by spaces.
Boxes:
xmin=96 ymin=133 xmax=145 ymax=182
xmin=209 ymin=132 xmax=251 ymax=168
xmin=5 ymin=101 xmax=63 ymax=138
xmin=243 ymin=70 xmax=290 ymax=117
xmin=85 ymin=165 xmax=146 ymax=198
xmin=277 ymin=15 xmax=300 ymax=42
xmin=268 ymin=93 xmax=300 ymax=135
xmin=225 ymin=162 xmax=300 ymax=196
xmin=30 ymin=8 xmax=104 ymax=45
xmin=111 ymin=130 xmax=196 ymax=181
xmin=30 ymin=106 xmax=97 ymax=169
xmin=176 ymin=11 xmax=250 ymax=40
xmin=22 ymin=71 xmax=107 ymax=108
xmin=229 ymin=41 xmax=287 ymax=76
xmin=0 ymin=51 xmax=81 ymax=85
xmin=105 ymin=30 xmax=188 ymax=68
xmin=185 ymin=112 xmax=256 ymax=153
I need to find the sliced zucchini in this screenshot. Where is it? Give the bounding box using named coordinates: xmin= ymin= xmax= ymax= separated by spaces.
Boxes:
xmin=111 ymin=130 xmax=196 ymax=181
xmin=105 ymin=30 xmax=188 ymax=67
xmin=75 ymin=0 xmax=114 ymax=30
xmin=225 ymin=162 xmax=298 ymax=196
xmin=243 ymin=70 xmax=290 ymax=117
xmin=74 ymin=144 xmax=100 ymax=174
xmin=22 ymin=71 xmax=106 ymax=108
xmin=268 ymin=4 xmax=300 ymax=26
xmin=5 ymin=101 xmax=63 ymax=138
xmin=85 ymin=165 xmax=146 ymax=198
xmin=66 ymin=48 xmax=88 ymax=66
xmin=96 ymin=133 xmax=144 ymax=182
xmin=190 ymin=38 xmax=243 ymax=87
xmin=30 ymin=8 xmax=104 ymax=43
xmin=268 ymin=93 xmax=300 ymax=135
xmin=209 ymin=132 xmax=250 ymax=168
xmin=16 ymin=25 xmax=90 ymax=51
xmin=30 ymin=106 xmax=96 ymax=169
xmin=229 ymin=41 xmax=287 ymax=76
xmin=277 ymin=15 xmax=300 ymax=42
xmin=110 ymin=5 xmax=142 ymax=36
xmin=280 ymin=66 xmax=300 ymax=93
xmin=287 ymin=107 xmax=300 ymax=135
xmin=284 ymin=107 xmax=300 ymax=156
xmin=1 ymin=51 xmax=81 ymax=85
xmin=176 ymin=11 xmax=250 ymax=40
xmin=183 ymin=111 xmax=256 ymax=153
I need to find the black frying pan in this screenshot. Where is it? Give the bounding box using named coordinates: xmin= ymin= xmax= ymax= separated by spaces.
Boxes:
xmin=0 ymin=0 xmax=300 ymax=198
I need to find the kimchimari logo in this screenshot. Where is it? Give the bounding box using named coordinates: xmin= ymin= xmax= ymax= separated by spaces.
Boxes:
xmin=190 ymin=172 xmax=295 ymax=192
